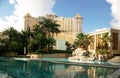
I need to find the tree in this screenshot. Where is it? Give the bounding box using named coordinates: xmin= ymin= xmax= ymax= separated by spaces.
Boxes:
xmin=0 ymin=38 xmax=9 ymax=54
xmin=38 ymin=18 xmax=61 ymax=49
xmin=74 ymin=33 xmax=85 ymax=48
xmin=27 ymin=24 xmax=48 ymax=52
xmin=101 ymin=32 xmax=112 ymax=50
xmin=32 ymin=24 xmax=47 ymax=50
xmin=84 ymin=34 xmax=93 ymax=50
xmin=27 ymin=18 xmax=61 ymax=52
xmin=49 ymin=20 xmax=61 ymax=38
xmin=74 ymin=33 xmax=93 ymax=50
xmin=2 ymin=27 xmax=18 ymax=52
xmin=96 ymin=32 xmax=112 ymax=55
xmin=39 ymin=17 xmax=60 ymax=38
xmin=21 ymin=26 xmax=33 ymax=54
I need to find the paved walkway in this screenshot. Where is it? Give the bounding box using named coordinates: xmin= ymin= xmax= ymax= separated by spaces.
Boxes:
xmin=108 ymin=56 xmax=120 ymax=63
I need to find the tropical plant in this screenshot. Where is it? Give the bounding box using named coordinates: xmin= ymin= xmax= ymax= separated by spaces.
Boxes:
xmin=65 ymin=41 xmax=71 ymax=50
xmin=32 ymin=24 xmax=47 ymax=50
xmin=39 ymin=17 xmax=60 ymax=38
xmin=38 ymin=17 xmax=61 ymax=50
xmin=84 ymin=34 xmax=93 ymax=50
xmin=101 ymin=32 xmax=112 ymax=50
xmin=47 ymin=36 xmax=56 ymax=50
xmin=74 ymin=33 xmax=93 ymax=50
xmin=74 ymin=33 xmax=84 ymax=47
xmin=2 ymin=27 xmax=18 ymax=52
xmin=21 ymin=26 xmax=33 ymax=54
xmin=96 ymin=32 xmax=112 ymax=54
xmin=65 ymin=41 xmax=74 ymax=50
xmin=0 ymin=38 xmax=8 ymax=54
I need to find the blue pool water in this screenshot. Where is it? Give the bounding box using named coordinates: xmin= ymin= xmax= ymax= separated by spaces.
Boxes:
xmin=0 ymin=57 xmax=120 ymax=78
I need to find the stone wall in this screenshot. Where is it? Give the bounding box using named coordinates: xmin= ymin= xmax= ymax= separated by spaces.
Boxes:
xmin=27 ymin=53 xmax=71 ymax=59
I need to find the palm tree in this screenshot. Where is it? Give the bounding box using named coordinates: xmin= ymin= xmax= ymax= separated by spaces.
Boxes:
xmin=28 ymin=18 xmax=61 ymax=52
xmin=47 ymin=20 xmax=60 ymax=49
xmin=0 ymin=38 xmax=9 ymax=55
xmin=2 ymin=27 xmax=18 ymax=52
xmin=84 ymin=34 xmax=93 ymax=50
xmin=32 ymin=24 xmax=47 ymax=50
xmin=74 ymin=33 xmax=85 ymax=47
xmin=101 ymin=32 xmax=112 ymax=50
xmin=65 ymin=41 xmax=75 ymax=50
xmin=21 ymin=26 xmax=33 ymax=54
xmin=49 ymin=20 xmax=61 ymax=38
xmin=74 ymin=33 xmax=93 ymax=50
xmin=39 ymin=17 xmax=60 ymax=38
xmin=39 ymin=17 xmax=61 ymax=49
xmin=96 ymin=32 xmax=112 ymax=55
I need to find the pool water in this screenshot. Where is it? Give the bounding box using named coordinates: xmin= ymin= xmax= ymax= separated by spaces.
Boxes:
xmin=0 ymin=57 xmax=120 ymax=78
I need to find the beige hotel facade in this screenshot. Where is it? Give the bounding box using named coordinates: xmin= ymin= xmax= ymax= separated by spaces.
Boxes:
xmin=24 ymin=13 xmax=83 ymax=44
xmin=88 ymin=28 xmax=120 ymax=55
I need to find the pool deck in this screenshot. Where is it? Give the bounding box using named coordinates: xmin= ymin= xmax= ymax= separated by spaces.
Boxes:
xmin=107 ymin=56 xmax=120 ymax=78
xmin=108 ymin=56 xmax=120 ymax=63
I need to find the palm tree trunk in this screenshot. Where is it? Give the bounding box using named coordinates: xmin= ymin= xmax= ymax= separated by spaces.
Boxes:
xmin=9 ymin=38 xmax=12 ymax=52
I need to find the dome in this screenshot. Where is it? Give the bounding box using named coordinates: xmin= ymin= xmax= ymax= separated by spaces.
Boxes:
xmin=24 ymin=13 xmax=31 ymax=18
xmin=75 ymin=13 xmax=82 ymax=19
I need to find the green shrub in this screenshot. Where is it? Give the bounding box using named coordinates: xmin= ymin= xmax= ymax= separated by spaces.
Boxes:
xmin=30 ymin=49 xmax=46 ymax=54
xmin=3 ymin=51 xmax=17 ymax=56
xmin=30 ymin=49 xmax=72 ymax=54
xmin=96 ymin=49 xmax=109 ymax=55
xmin=49 ymin=50 xmax=72 ymax=54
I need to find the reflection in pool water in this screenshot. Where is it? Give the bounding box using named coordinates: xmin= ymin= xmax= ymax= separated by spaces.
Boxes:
xmin=0 ymin=57 xmax=120 ymax=78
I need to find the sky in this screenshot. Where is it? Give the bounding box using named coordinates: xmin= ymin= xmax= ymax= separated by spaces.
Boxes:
xmin=0 ymin=0 xmax=120 ymax=33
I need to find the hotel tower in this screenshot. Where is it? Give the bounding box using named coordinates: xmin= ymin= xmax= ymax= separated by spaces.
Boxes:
xmin=24 ymin=13 xmax=83 ymax=44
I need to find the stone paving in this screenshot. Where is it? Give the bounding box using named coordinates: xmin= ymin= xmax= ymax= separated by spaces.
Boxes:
xmin=107 ymin=56 xmax=120 ymax=78
xmin=108 ymin=56 xmax=120 ymax=63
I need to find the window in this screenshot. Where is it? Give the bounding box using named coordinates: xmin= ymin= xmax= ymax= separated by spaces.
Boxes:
xmin=112 ymin=33 xmax=118 ymax=50
xmin=96 ymin=34 xmax=101 ymax=47
xmin=90 ymin=35 xmax=94 ymax=50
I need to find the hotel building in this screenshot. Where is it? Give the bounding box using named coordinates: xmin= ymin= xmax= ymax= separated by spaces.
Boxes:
xmin=24 ymin=13 xmax=83 ymax=44
xmin=88 ymin=28 xmax=120 ymax=55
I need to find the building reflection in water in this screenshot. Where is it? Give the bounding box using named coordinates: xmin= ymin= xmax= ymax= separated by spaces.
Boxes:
xmin=39 ymin=61 xmax=119 ymax=78
xmin=0 ymin=58 xmax=119 ymax=78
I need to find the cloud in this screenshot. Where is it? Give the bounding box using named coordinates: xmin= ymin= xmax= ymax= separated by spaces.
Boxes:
xmin=0 ymin=0 xmax=55 ymax=32
xmin=95 ymin=28 xmax=109 ymax=32
xmin=9 ymin=0 xmax=15 ymax=4
xmin=106 ymin=0 xmax=120 ymax=30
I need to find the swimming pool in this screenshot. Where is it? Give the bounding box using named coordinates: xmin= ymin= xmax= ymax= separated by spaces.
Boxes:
xmin=0 ymin=57 xmax=120 ymax=78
